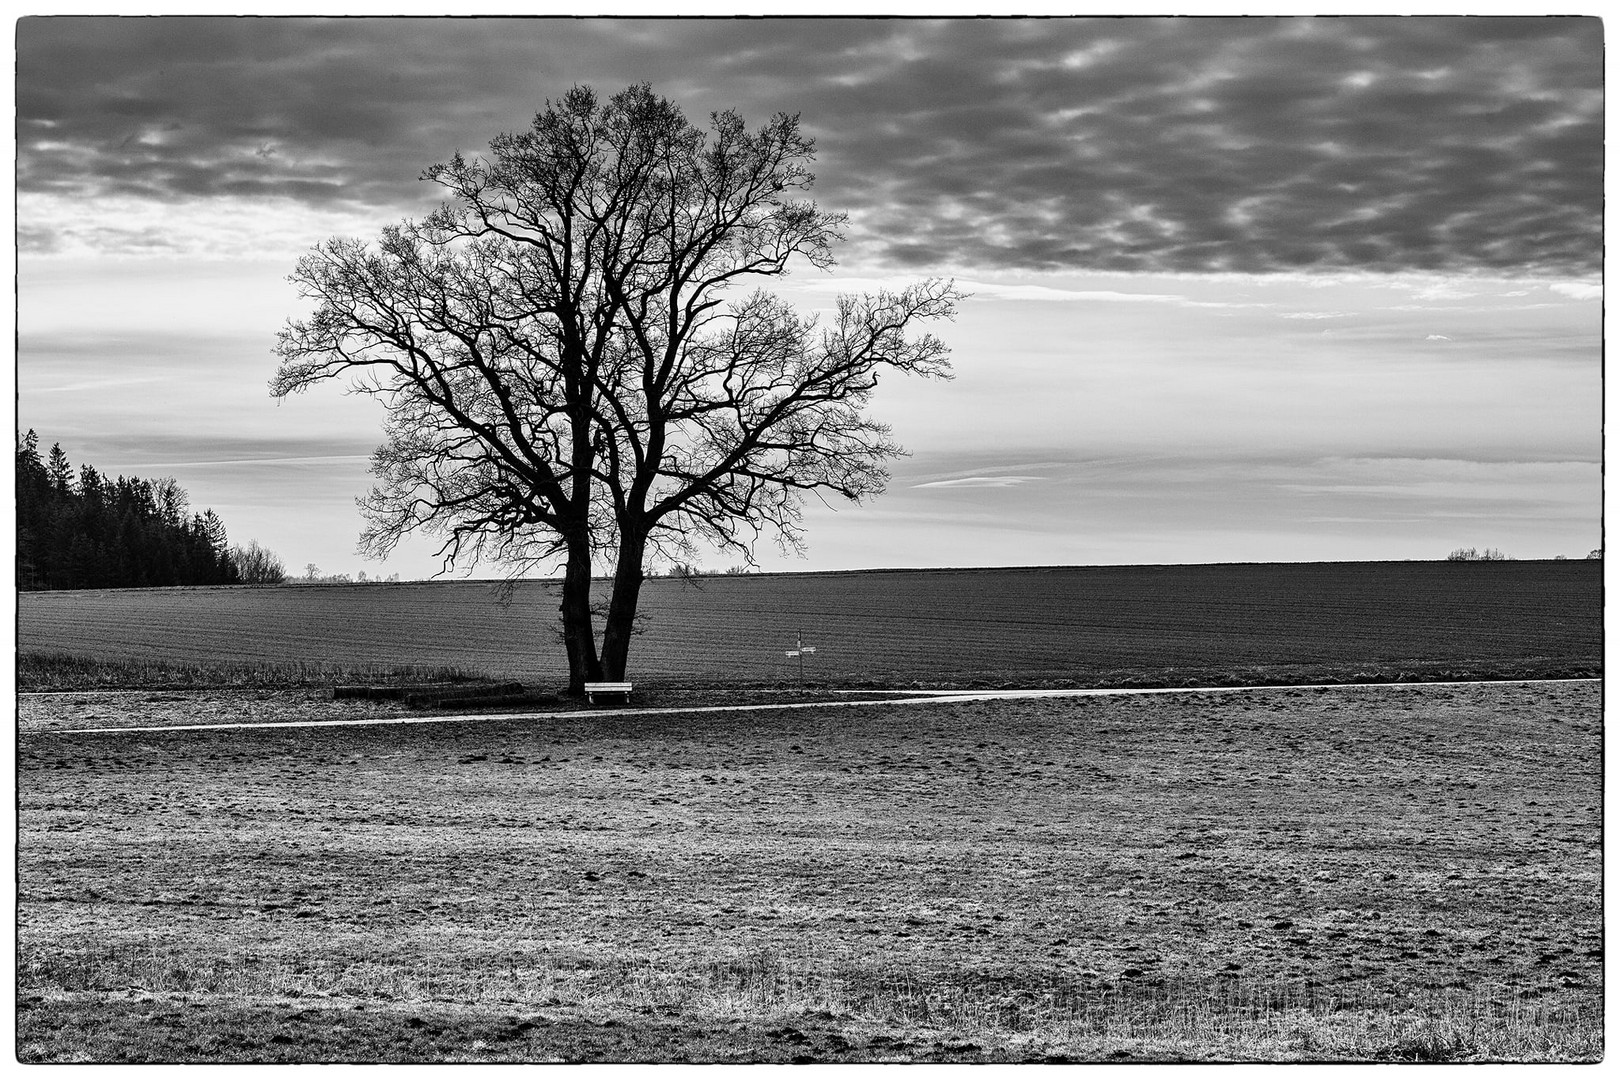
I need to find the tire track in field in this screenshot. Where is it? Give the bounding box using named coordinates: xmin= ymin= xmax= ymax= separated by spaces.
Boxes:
xmin=28 ymin=677 xmax=1601 ymax=737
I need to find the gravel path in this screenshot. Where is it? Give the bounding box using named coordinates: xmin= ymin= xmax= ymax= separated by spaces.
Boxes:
xmin=20 ymin=677 xmax=1600 ymax=736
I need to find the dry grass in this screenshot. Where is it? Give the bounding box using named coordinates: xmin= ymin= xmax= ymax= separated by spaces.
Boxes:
xmin=18 ymin=936 xmax=1600 ymax=1063
xmin=17 ymin=650 xmax=487 ymax=692
xmin=19 ymin=941 xmax=1597 ymax=1062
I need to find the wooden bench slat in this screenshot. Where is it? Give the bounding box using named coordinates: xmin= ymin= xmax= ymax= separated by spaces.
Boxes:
xmin=584 ymin=681 xmax=634 ymax=705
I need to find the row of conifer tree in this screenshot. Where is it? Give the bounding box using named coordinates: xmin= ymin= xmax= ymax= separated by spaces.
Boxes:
xmin=16 ymin=430 xmax=284 ymax=590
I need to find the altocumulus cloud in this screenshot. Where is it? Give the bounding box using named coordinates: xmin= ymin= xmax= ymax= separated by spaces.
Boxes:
xmin=16 ymin=16 xmax=1601 ymax=277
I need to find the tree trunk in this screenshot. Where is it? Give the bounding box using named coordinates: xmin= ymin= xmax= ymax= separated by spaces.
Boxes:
xmin=599 ymin=529 xmax=647 ymax=682
xmin=559 ymin=534 xmax=602 ymax=696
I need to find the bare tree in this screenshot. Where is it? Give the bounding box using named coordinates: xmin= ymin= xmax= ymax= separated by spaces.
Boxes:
xmin=230 ymin=540 xmax=287 ymax=584
xmin=273 ymin=83 xmax=961 ymax=694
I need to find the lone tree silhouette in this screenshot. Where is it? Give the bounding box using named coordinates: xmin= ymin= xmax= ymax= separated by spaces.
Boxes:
xmin=272 ymin=84 xmax=961 ymax=694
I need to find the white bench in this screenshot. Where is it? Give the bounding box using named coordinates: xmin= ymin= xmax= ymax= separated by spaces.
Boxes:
xmin=584 ymin=681 xmax=633 ymax=705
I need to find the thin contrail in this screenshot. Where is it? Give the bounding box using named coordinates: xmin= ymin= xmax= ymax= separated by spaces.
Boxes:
xmin=27 ymin=678 xmax=1600 ymax=737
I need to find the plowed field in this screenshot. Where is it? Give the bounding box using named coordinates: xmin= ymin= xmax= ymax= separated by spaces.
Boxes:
xmin=15 ymin=680 xmax=1602 ymax=1062
xmin=16 ymin=561 xmax=1602 ymax=688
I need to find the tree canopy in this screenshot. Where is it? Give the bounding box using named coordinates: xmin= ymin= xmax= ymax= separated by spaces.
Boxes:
xmin=273 ymin=83 xmax=962 ymax=691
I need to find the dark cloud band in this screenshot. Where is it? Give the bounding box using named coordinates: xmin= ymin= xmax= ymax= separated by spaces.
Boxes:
xmin=17 ymin=15 xmax=1602 ymax=276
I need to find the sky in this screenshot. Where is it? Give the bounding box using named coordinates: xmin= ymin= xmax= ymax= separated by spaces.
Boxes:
xmin=14 ymin=15 xmax=1604 ymax=578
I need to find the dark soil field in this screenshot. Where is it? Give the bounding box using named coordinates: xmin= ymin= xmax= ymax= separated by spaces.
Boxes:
xmin=16 ymin=560 xmax=1601 ymax=688
xmin=16 ymin=679 xmax=1602 ymax=1062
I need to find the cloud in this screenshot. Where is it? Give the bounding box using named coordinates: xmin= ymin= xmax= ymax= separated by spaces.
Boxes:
xmin=796 ymin=275 xmax=1284 ymax=312
xmin=1549 ymin=282 xmax=1601 ymax=300
xmin=819 ymin=18 xmax=1600 ymax=276
xmin=913 ymin=476 xmax=1044 ymax=489
xmin=1426 ymin=334 xmax=1453 ymax=341
xmin=950 ymin=282 xmax=1190 ymax=305
xmin=15 ymin=16 xmax=1601 ymax=277
xmin=845 ymin=452 xmax=1599 ymax=569
xmin=797 ymin=275 xmax=1193 ymax=305
xmin=30 ymin=375 xmax=172 ymax=394
xmin=123 ymin=454 xmax=372 ymax=469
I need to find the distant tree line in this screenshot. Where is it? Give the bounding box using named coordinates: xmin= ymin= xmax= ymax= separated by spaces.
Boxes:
xmin=650 ymin=562 xmax=756 ymax=579
xmin=1447 ymin=546 xmax=1511 ymax=561
xmin=296 ymin=564 xmax=400 ymax=584
xmin=16 ymin=430 xmax=285 ymax=590
xmin=1447 ymin=548 xmax=1600 ymax=561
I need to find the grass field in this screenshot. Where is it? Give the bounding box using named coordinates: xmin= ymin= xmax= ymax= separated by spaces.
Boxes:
xmin=16 ymin=560 xmax=1602 ymax=689
xmin=16 ymin=679 xmax=1602 ymax=1062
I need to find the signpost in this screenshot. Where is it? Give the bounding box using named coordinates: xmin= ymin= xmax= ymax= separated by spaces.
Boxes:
xmin=784 ymin=634 xmax=817 ymax=686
